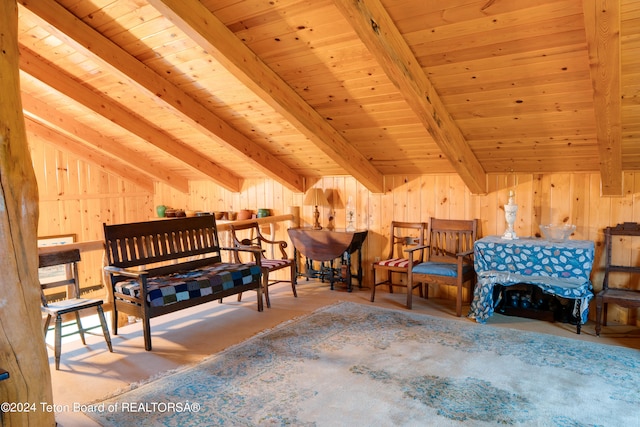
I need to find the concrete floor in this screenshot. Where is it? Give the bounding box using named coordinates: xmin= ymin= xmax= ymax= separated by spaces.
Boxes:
xmin=47 ymin=280 xmax=640 ymax=427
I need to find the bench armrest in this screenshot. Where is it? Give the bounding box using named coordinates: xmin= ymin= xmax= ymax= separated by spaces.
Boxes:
xmin=104 ymin=265 xmax=149 ymax=278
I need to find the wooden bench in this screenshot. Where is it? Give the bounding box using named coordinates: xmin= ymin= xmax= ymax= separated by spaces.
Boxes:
xmin=103 ymin=216 xmax=263 ymax=351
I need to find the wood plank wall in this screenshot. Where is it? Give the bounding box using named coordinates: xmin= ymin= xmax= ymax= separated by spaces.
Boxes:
xmin=32 ymin=142 xmax=640 ymax=326
xmin=32 ymin=143 xmax=154 ymax=292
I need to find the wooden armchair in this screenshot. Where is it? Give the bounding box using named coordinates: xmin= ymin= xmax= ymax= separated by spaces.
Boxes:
xmin=39 ymin=248 xmax=113 ymax=370
xmin=371 ymin=221 xmax=428 ymax=308
xmin=596 ymin=223 xmax=640 ymax=336
xmin=230 ymin=222 xmax=296 ymax=308
xmin=406 ymin=218 xmax=478 ymax=314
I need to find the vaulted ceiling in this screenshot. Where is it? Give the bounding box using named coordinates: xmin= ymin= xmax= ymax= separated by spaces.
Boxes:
xmin=16 ymin=0 xmax=640 ymax=195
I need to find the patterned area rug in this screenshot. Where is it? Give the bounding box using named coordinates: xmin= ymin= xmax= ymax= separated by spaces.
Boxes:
xmin=88 ymin=302 xmax=639 ymax=426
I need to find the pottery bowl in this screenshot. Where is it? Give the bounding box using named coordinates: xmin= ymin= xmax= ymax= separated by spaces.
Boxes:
xmin=237 ymin=210 xmax=253 ymax=220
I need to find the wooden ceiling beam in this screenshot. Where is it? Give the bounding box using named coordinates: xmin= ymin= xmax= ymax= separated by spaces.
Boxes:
xmin=19 ymin=46 xmax=240 ymax=192
xmin=333 ymin=0 xmax=487 ymax=195
xmin=147 ymin=0 xmax=385 ymax=194
xmin=24 ymin=118 xmax=155 ymax=193
xmin=583 ymin=0 xmax=623 ymax=196
xmin=18 ymin=0 xmax=304 ymax=194
xmin=21 ymin=93 xmax=190 ymax=193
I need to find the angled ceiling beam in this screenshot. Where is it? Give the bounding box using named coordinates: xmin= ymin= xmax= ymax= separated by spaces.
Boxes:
xmin=25 ymin=118 xmax=155 ymax=193
xmin=21 ymin=92 xmax=190 ymax=193
xmin=333 ymin=0 xmax=487 ymax=195
xmin=583 ymin=0 xmax=622 ymax=196
xmin=19 ymin=0 xmax=304 ymax=193
xmin=19 ymin=46 xmax=240 ymax=192
xmin=147 ymin=0 xmax=385 ymax=194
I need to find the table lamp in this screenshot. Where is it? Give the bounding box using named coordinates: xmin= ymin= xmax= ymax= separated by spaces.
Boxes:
xmin=304 ymin=188 xmax=329 ymax=230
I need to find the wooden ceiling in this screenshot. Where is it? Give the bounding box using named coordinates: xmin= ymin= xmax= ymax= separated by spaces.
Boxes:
xmin=15 ymin=0 xmax=640 ymax=195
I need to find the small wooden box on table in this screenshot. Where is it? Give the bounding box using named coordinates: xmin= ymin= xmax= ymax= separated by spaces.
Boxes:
xmin=103 ymin=216 xmax=263 ymax=351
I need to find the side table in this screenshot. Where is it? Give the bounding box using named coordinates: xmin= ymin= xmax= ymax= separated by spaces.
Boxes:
xmin=287 ymin=228 xmax=367 ymax=291
xmin=470 ymin=236 xmax=595 ymax=334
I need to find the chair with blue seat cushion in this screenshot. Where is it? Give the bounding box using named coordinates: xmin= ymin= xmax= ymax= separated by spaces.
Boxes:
xmin=406 ymin=218 xmax=478 ymax=315
xmin=371 ymin=221 xmax=428 ymax=308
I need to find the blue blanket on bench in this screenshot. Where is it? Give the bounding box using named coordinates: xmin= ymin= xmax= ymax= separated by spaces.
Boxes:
xmin=114 ymin=263 xmax=262 ymax=308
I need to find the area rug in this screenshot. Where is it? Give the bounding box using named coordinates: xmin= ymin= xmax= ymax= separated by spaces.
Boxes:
xmin=87 ymin=302 xmax=639 ymax=426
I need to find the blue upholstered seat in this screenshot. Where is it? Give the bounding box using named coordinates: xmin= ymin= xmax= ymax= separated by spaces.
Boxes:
xmin=412 ymin=262 xmax=473 ymax=277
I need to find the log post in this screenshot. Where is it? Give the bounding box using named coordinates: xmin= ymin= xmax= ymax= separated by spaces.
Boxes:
xmin=0 ymin=1 xmax=55 ymax=426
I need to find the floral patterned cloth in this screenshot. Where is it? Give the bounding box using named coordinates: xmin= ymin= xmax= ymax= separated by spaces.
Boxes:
xmin=469 ymin=236 xmax=595 ymax=323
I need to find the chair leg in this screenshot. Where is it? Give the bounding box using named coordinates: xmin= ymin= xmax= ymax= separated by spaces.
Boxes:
xmin=456 ymin=283 xmax=463 ymax=317
xmin=97 ymin=305 xmax=113 ymax=352
xmin=290 ymin=265 xmax=298 ymax=297
xmin=54 ymin=314 xmax=63 ymax=370
xmin=387 ymin=271 xmax=393 ymax=293
xmin=263 ymin=274 xmax=271 ymax=309
xmin=43 ymin=314 xmax=52 ymax=338
xmin=370 ymin=267 xmax=377 ymax=302
xmin=595 ymin=297 xmax=603 ymax=336
xmin=75 ymin=311 xmax=87 ymax=345
xmin=111 ymin=303 xmax=119 ymax=337
xmin=406 ymin=280 xmax=413 ymax=309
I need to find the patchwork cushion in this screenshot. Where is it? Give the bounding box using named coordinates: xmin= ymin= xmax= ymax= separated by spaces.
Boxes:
xmin=114 ymin=263 xmax=262 ymax=308
xmin=377 ymin=258 xmax=409 ymax=268
xmin=412 ymin=262 xmax=473 ymax=277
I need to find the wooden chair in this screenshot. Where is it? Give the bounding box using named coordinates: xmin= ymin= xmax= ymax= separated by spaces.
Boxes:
xmin=596 ymin=223 xmax=640 ymax=336
xmin=371 ymin=221 xmax=428 ymax=308
xmin=230 ymin=222 xmax=296 ymax=308
xmin=406 ymin=218 xmax=478 ymax=314
xmin=39 ymin=249 xmax=113 ymax=370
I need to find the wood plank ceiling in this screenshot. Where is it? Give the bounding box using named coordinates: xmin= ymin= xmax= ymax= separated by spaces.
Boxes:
xmin=15 ymin=0 xmax=640 ymax=195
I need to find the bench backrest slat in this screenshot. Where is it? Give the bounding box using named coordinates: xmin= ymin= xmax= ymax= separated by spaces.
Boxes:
xmin=103 ymin=216 xmax=222 ymax=268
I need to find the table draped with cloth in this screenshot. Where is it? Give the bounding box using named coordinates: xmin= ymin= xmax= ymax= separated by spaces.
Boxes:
xmin=469 ymin=236 xmax=595 ymax=326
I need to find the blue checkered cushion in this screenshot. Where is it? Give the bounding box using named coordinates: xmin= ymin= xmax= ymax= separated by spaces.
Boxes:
xmin=115 ymin=263 xmax=262 ymax=308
